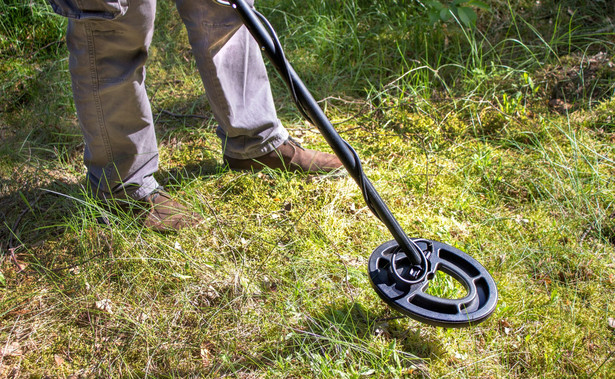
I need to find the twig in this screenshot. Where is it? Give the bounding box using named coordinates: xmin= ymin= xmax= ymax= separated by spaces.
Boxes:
xmin=317 ymin=96 xmax=371 ymax=106
xmin=28 ymin=40 xmax=64 ymax=59
xmin=316 ymin=96 xmax=374 ymax=126
xmin=255 ymin=206 xmax=310 ymax=273
xmin=8 ymin=246 xmax=25 ymax=272
xmin=589 ymin=348 xmax=615 ymax=379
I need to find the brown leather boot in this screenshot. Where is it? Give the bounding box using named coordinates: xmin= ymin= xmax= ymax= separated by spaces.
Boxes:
xmin=103 ymin=188 xmax=201 ymax=232
xmin=223 ymin=138 xmax=343 ymax=173
xmin=139 ymin=189 xmax=202 ymax=232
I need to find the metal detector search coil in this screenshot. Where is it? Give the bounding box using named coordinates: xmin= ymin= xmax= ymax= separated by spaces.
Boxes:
xmin=369 ymin=239 xmax=498 ymax=327
xmin=218 ymin=0 xmax=498 ymax=327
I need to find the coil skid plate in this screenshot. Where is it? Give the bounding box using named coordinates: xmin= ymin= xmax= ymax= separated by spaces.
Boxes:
xmin=368 ymin=239 xmax=498 ymax=327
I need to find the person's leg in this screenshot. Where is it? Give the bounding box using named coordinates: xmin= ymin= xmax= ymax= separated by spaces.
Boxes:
xmin=174 ymin=0 xmax=342 ymax=172
xmin=175 ymin=0 xmax=288 ymax=160
xmin=66 ymin=0 xmax=159 ymax=200
xmin=56 ymin=0 xmax=200 ymax=231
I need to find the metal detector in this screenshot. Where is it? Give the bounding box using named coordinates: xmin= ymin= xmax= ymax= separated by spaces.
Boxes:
xmin=214 ymin=0 xmax=498 ymax=328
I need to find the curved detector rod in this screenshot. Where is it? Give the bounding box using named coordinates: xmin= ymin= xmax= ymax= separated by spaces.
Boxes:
xmin=215 ymin=0 xmax=498 ymax=328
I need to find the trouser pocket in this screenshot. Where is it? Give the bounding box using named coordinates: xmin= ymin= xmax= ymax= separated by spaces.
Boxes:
xmin=48 ymin=0 xmax=128 ymax=20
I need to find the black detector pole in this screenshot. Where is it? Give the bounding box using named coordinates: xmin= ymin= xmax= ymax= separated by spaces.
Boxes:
xmin=216 ymin=0 xmax=498 ymax=328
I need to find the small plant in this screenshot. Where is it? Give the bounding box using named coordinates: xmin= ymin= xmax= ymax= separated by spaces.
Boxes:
xmin=423 ymin=0 xmax=490 ymax=28
xmin=499 ymin=92 xmax=525 ymax=115
xmin=496 ymin=72 xmax=541 ymax=115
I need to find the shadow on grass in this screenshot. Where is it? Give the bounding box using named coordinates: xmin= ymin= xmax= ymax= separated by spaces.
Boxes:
xmin=0 ymin=180 xmax=79 ymax=250
xmin=305 ymin=302 xmax=444 ymax=357
xmin=0 ymin=178 xmax=106 ymax=293
xmin=154 ymin=153 xmax=223 ymax=188
xmin=241 ymin=303 xmax=445 ymax=376
xmin=0 ymin=151 xmax=221 ymax=271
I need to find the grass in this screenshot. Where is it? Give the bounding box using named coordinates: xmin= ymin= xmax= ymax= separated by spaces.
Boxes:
xmin=1 ymin=0 xmax=615 ymax=377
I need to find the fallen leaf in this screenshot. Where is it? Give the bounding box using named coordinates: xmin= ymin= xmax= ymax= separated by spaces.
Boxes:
xmin=359 ymin=368 xmax=375 ymax=376
xmin=0 ymin=342 xmax=22 ymax=357
xmin=548 ymin=98 xmax=573 ymax=113
xmin=95 ymin=299 xmax=113 ymax=314
xmin=499 ymin=319 xmax=512 ymax=328
xmin=200 ymin=343 xmax=215 ymax=368
xmin=54 ymin=354 xmax=65 ymax=366
xmin=283 ymin=202 xmax=292 ymax=212
xmin=171 ymin=273 xmax=192 ymax=280
xmin=402 ymin=367 xmax=417 ymax=375
xmin=453 ymin=352 xmax=468 ymax=361
xmin=174 ymin=241 xmax=184 ymax=252
xmin=373 ymin=322 xmax=391 ymax=338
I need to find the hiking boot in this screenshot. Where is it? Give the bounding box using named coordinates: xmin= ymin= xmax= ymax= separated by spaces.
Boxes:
xmin=223 ymin=138 xmax=343 ymax=173
xmin=102 ymin=188 xmax=201 ymax=232
xmin=140 ymin=189 xmax=201 ymax=232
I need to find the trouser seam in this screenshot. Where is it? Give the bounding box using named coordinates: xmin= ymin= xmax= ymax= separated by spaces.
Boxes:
xmin=85 ymin=23 xmax=114 ymax=172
